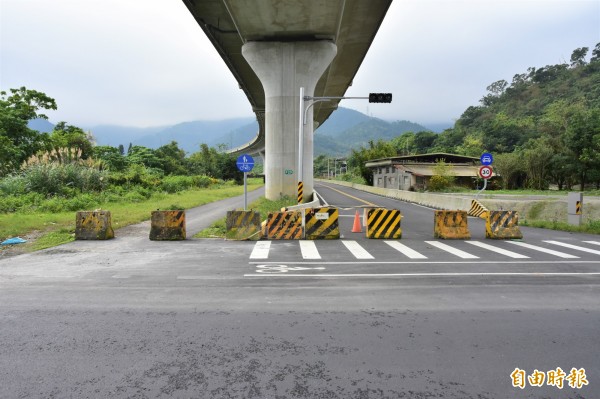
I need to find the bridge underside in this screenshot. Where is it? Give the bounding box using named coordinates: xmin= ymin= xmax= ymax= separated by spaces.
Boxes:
xmin=182 ymin=0 xmax=392 ymax=199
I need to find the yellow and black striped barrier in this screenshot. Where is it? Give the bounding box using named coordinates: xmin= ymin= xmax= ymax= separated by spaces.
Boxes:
xmin=576 ymin=200 xmax=582 ymax=215
xmin=366 ymin=208 xmax=402 ymax=239
xmin=150 ymin=210 xmax=186 ymax=240
xmin=469 ymin=199 xmax=489 ymax=219
xmin=434 ymin=210 xmax=470 ymax=239
xmin=225 ymin=210 xmax=262 ymax=240
xmin=297 ymin=181 xmax=304 ymax=203
xmin=265 ymin=211 xmax=303 ymax=240
xmin=305 ymin=207 xmax=340 ymax=240
xmin=75 ymin=210 xmax=115 ymax=240
xmin=485 ymin=210 xmax=523 ymax=239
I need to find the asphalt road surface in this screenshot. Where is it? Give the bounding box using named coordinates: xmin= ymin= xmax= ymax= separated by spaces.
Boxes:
xmin=1 ymin=183 xmax=598 ymax=398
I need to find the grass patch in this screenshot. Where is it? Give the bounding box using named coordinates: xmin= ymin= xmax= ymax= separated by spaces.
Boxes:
xmin=0 ymin=181 xmax=263 ymax=252
xmin=195 ymin=195 xmax=297 ymax=239
xmin=526 ymin=202 xmax=546 ymax=220
xmin=521 ymin=219 xmax=600 ymax=234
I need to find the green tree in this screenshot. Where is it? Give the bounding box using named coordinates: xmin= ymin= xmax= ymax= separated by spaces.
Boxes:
xmin=494 ymin=152 xmax=526 ymax=189
xmin=155 ymin=141 xmax=188 ymax=175
xmin=565 ymin=108 xmax=600 ymax=189
xmin=93 ymin=145 xmax=129 ymax=171
xmin=347 ymin=140 xmax=396 ymax=185
xmin=49 ymin=122 xmax=95 ymax=158
xmin=0 ymin=87 xmax=56 ymax=175
xmin=127 ymin=146 xmax=162 ymax=169
xmin=570 ymin=47 xmax=589 ymax=68
xmin=413 ymin=131 xmax=438 ymax=153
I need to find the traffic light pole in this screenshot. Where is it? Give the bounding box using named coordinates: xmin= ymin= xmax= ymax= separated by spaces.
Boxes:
xmin=298 ymin=89 xmax=391 ymax=203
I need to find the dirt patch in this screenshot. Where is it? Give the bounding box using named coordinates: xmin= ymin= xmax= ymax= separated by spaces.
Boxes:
xmin=0 ymin=230 xmax=44 ymax=258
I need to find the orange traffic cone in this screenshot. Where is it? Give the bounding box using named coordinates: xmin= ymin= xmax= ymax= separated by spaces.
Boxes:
xmin=352 ymin=210 xmax=362 ymax=233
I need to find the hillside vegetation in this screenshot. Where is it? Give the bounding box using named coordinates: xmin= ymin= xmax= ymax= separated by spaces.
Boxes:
xmin=341 ymin=44 xmax=600 ymax=189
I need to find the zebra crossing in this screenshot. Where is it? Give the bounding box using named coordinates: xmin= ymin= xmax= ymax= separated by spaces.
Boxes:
xmin=249 ymin=239 xmax=600 ymax=262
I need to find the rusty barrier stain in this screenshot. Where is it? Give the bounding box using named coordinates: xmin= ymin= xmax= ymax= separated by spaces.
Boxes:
xmin=150 ymin=210 xmax=186 ymax=241
xmin=468 ymin=199 xmax=489 ymax=219
xmin=75 ymin=210 xmax=115 ymax=240
xmin=225 ymin=210 xmax=262 ymax=240
xmin=486 ymin=210 xmax=523 ymax=239
xmin=434 ymin=210 xmax=470 ymax=239
xmin=265 ymin=211 xmax=303 ymax=240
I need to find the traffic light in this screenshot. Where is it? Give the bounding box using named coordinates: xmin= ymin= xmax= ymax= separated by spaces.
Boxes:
xmin=369 ymin=93 xmax=392 ymax=103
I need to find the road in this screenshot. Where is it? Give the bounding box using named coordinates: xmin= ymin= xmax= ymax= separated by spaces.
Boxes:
xmin=0 ymin=183 xmax=598 ymax=398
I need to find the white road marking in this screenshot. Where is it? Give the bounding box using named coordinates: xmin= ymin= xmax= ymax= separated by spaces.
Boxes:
xmin=424 ymin=241 xmax=479 ymax=259
xmin=342 ymin=240 xmax=374 ymax=259
xmin=300 ymin=241 xmax=321 ymax=259
xmin=248 ymin=260 xmax=600 ymax=265
xmin=250 ymin=241 xmax=271 ymax=259
xmin=583 ymin=241 xmax=600 ymax=246
xmin=544 ymin=240 xmax=600 ymax=255
xmin=507 ymin=241 xmax=579 ymax=258
xmin=244 ymin=272 xmax=600 ymax=278
xmin=384 ymin=241 xmax=427 ymax=259
xmin=465 ymin=241 xmax=529 ymax=259
xmin=255 ymin=265 xmax=325 ymax=273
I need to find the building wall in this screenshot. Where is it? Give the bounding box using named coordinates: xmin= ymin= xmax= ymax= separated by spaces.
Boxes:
xmin=373 ymin=167 xmax=417 ymax=190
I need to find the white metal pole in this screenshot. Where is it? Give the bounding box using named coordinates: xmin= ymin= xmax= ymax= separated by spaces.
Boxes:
xmin=298 ymin=87 xmax=304 ymax=191
xmin=244 ymin=172 xmax=248 ymax=210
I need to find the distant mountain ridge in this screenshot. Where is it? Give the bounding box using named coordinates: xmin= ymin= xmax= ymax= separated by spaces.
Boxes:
xmin=29 ymin=107 xmax=431 ymax=155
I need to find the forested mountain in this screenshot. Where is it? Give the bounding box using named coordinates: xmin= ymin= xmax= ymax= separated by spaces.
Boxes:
xmin=315 ymin=114 xmax=428 ymax=156
xmin=72 ymin=107 xmax=428 ymax=156
xmin=347 ymin=44 xmax=600 ymax=190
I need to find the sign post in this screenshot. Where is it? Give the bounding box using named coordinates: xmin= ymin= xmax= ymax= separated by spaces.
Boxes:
xmin=476 ymin=153 xmax=493 ymax=198
xmin=236 ymin=154 xmax=255 ymax=210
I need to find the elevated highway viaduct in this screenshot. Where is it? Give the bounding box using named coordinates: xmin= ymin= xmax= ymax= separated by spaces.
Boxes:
xmin=181 ymin=0 xmax=392 ymax=201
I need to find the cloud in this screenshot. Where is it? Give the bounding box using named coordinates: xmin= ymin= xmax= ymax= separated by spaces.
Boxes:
xmin=1 ymin=0 xmax=598 ymax=127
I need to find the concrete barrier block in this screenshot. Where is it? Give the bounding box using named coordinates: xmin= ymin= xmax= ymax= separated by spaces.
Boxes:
xmin=434 ymin=210 xmax=470 ymax=239
xmin=305 ymin=207 xmax=340 ymax=240
xmin=486 ymin=211 xmax=523 ymax=239
xmin=469 ymin=199 xmax=489 ymax=219
xmin=265 ymin=211 xmax=302 ymax=240
xmin=226 ymin=210 xmax=262 ymax=240
xmin=150 ymin=210 xmax=186 ymax=241
xmin=75 ymin=211 xmax=115 ymax=240
xmin=366 ymin=208 xmax=402 ymax=239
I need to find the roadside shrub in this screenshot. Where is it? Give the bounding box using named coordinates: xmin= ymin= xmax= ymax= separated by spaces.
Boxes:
xmin=37 ymin=194 xmax=100 ymax=213
xmin=108 ymin=164 xmax=162 ymax=189
xmin=20 ymin=163 xmax=107 ymax=196
xmin=0 ymin=175 xmax=27 ymax=195
xmin=428 ymin=175 xmax=454 ymax=191
xmin=0 ymin=193 xmax=44 ymax=213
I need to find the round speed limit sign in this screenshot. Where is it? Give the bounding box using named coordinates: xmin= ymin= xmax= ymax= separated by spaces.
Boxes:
xmin=479 ymin=165 xmax=493 ymax=179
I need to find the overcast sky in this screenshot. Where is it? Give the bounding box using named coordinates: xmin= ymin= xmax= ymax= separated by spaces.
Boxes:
xmin=1 ymin=0 xmax=599 ymax=128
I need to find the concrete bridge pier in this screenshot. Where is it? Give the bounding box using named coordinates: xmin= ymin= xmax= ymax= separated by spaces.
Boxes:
xmin=242 ymin=41 xmax=337 ymax=201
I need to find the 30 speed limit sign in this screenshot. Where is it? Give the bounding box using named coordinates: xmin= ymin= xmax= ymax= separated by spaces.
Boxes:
xmin=479 ymin=165 xmax=493 ymax=179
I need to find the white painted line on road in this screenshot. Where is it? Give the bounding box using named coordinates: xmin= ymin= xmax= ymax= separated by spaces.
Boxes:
xmin=465 ymin=241 xmax=529 ymax=259
xmin=112 ymin=274 xmax=131 ymax=279
xmin=384 ymin=241 xmax=427 ymax=259
xmin=584 ymin=241 xmax=600 ymax=246
xmin=300 ymin=241 xmax=321 ymax=259
xmin=544 ymin=240 xmax=600 ymax=255
xmin=244 ymin=272 xmax=600 ymax=278
xmin=507 ymin=241 xmax=579 ymax=259
xmin=249 ymin=260 xmax=600 ymax=265
xmin=424 ymin=241 xmax=479 ymax=259
xmin=342 ymin=240 xmax=374 ymax=259
xmin=250 ymin=241 xmax=271 ymax=259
